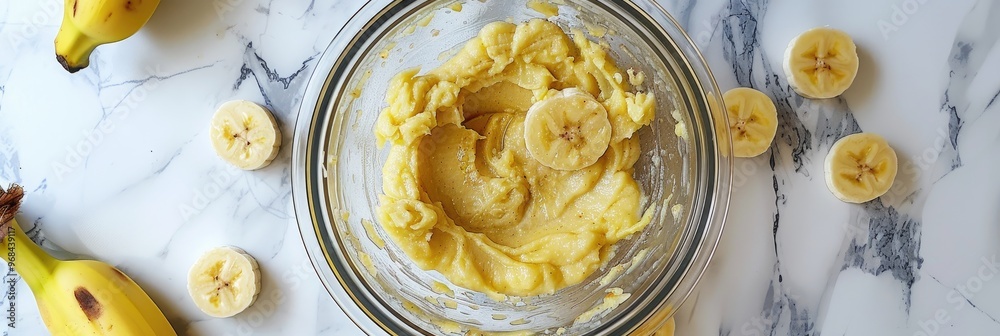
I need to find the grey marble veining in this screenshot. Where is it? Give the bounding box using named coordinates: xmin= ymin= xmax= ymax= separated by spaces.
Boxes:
xmin=673 ymin=0 xmax=1000 ymax=335
xmin=1 ymin=0 xmax=999 ymax=335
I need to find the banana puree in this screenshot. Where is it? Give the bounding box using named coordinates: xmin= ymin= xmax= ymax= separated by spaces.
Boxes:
xmin=374 ymin=19 xmax=656 ymax=296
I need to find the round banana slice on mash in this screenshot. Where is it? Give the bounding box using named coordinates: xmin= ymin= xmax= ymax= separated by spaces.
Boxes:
xmin=723 ymin=88 xmax=778 ymax=158
xmin=210 ymin=100 xmax=282 ymax=170
xmin=188 ymin=246 xmax=262 ymax=318
xmin=824 ymin=133 xmax=898 ymax=203
xmin=524 ymin=88 xmax=612 ymax=170
xmin=783 ymin=27 xmax=859 ymax=99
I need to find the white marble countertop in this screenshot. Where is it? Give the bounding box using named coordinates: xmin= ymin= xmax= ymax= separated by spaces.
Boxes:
xmin=2 ymin=0 xmax=999 ymax=335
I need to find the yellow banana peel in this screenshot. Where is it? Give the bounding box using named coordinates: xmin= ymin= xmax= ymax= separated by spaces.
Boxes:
xmin=1 ymin=184 xmax=176 ymax=335
xmin=54 ymin=0 xmax=160 ymax=73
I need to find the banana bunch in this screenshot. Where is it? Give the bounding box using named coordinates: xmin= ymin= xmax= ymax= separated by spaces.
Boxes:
xmin=54 ymin=0 xmax=160 ymax=73
xmin=0 ymin=185 xmax=176 ymax=335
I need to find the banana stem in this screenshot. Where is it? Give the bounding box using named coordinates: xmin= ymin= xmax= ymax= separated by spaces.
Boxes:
xmin=7 ymin=219 xmax=56 ymax=292
xmin=53 ymin=21 xmax=97 ymax=73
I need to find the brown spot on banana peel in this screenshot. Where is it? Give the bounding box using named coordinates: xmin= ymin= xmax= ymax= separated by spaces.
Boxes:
xmin=104 ymin=12 xmax=112 ymax=21
xmin=74 ymin=287 xmax=103 ymax=321
xmin=125 ymin=0 xmax=135 ymax=10
xmin=72 ymin=0 xmax=78 ymax=16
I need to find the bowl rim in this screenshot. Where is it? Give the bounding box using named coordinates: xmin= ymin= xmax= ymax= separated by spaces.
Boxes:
xmin=291 ymin=0 xmax=732 ymax=334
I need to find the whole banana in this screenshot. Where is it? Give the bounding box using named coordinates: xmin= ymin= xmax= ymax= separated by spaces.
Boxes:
xmin=54 ymin=0 xmax=160 ymax=73
xmin=0 ymin=185 xmax=176 ymax=335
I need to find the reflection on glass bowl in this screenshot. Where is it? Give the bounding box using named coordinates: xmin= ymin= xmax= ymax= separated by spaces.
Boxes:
xmin=292 ymin=0 xmax=732 ymax=334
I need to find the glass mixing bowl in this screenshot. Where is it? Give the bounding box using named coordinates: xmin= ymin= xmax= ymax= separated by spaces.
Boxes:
xmin=292 ymin=0 xmax=732 ymax=334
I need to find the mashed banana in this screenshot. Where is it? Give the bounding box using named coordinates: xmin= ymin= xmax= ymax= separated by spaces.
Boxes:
xmin=374 ymin=19 xmax=656 ymax=296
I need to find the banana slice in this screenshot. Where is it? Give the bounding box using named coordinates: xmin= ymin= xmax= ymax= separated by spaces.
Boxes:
xmin=783 ymin=27 xmax=859 ymax=99
xmin=523 ymin=88 xmax=612 ymax=170
xmin=824 ymin=133 xmax=898 ymax=203
xmin=210 ymin=100 xmax=282 ymax=170
xmin=187 ymin=246 xmax=262 ymax=318
xmin=723 ymin=88 xmax=778 ymax=158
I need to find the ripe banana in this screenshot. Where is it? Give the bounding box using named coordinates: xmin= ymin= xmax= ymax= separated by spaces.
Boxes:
xmin=54 ymin=0 xmax=160 ymax=73
xmin=824 ymin=133 xmax=898 ymax=203
xmin=209 ymin=100 xmax=282 ymax=170
xmin=523 ymin=88 xmax=612 ymax=170
xmin=783 ymin=27 xmax=859 ymax=99
xmin=723 ymin=88 xmax=778 ymax=158
xmin=0 ymin=184 xmax=177 ymax=336
xmin=187 ymin=246 xmax=261 ymax=318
